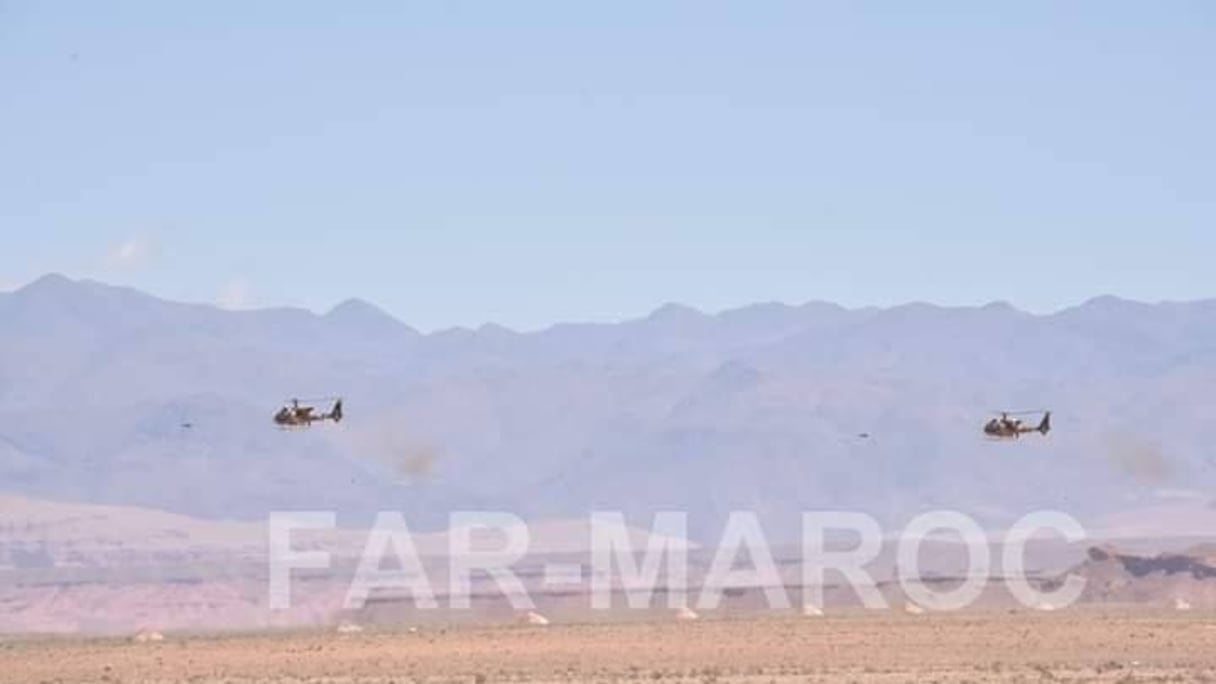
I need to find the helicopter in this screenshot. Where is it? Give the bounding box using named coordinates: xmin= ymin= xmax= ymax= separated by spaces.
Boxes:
xmin=983 ymin=410 xmax=1051 ymax=440
xmin=274 ymin=397 xmax=343 ymax=428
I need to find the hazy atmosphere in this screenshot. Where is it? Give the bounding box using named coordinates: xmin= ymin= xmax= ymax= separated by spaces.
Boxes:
xmin=3 ymin=3 xmax=1216 ymax=683
xmin=4 ymin=2 xmax=1215 ymax=329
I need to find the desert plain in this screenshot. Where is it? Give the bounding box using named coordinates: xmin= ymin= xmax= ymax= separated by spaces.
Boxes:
xmin=4 ymin=609 xmax=1216 ymax=684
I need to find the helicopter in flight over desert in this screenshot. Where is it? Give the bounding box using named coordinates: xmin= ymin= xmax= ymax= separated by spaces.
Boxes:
xmin=273 ymin=397 xmax=343 ymax=428
xmin=983 ymin=410 xmax=1051 ymax=440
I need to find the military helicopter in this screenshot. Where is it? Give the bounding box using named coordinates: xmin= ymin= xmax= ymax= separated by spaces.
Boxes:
xmin=274 ymin=397 xmax=343 ymax=428
xmin=983 ymin=410 xmax=1051 ymax=440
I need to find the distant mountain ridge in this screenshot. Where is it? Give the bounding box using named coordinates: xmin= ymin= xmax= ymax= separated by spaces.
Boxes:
xmin=2 ymin=274 xmax=1215 ymax=540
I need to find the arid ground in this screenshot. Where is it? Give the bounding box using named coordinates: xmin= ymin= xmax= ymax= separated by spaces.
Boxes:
xmin=3 ymin=610 xmax=1216 ymax=684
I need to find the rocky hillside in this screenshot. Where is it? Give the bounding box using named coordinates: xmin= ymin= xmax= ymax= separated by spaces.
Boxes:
xmin=3 ymin=275 xmax=1216 ymax=539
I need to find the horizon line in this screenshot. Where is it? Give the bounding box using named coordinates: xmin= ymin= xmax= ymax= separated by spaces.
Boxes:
xmin=3 ymin=271 xmax=1213 ymax=336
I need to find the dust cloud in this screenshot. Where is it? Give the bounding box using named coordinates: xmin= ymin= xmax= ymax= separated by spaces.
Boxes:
xmin=1102 ymin=433 xmax=1172 ymax=484
xmin=338 ymin=411 xmax=443 ymax=484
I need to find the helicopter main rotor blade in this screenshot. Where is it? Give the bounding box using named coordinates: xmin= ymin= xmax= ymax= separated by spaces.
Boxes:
xmin=990 ymin=409 xmax=1048 ymax=415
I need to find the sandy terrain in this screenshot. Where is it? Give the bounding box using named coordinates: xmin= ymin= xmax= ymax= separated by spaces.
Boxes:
xmin=3 ymin=610 xmax=1215 ymax=683
xmin=5 ymin=496 xmax=1216 ymax=681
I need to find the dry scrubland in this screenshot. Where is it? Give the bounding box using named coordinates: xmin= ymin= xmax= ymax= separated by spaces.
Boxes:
xmin=3 ymin=610 xmax=1216 ymax=684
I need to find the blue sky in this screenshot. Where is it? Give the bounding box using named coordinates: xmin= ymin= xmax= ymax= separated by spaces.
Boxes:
xmin=2 ymin=2 xmax=1213 ymax=330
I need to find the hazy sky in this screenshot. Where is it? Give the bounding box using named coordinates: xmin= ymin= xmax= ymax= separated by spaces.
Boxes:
xmin=3 ymin=2 xmax=1213 ymax=330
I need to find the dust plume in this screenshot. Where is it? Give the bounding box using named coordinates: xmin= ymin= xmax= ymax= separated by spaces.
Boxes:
xmin=339 ymin=411 xmax=444 ymax=484
xmin=393 ymin=442 xmax=440 ymax=480
xmin=1102 ymin=433 xmax=1172 ymax=484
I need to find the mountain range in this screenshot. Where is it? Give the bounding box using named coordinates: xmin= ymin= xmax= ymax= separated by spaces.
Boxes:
xmin=3 ymin=274 xmax=1215 ymax=541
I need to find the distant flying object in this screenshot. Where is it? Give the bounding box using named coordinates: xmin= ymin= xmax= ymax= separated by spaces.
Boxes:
xmin=274 ymin=398 xmax=343 ymax=428
xmin=984 ymin=410 xmax=1051 ymax=440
